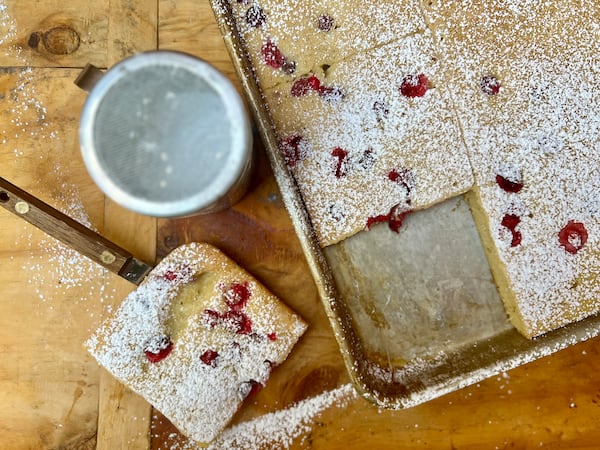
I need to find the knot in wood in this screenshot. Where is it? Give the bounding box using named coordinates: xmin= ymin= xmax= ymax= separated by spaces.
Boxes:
xmin=42 ymin=26 xmax=81 ymax=55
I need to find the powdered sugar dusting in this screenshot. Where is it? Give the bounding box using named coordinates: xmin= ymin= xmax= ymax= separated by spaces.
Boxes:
xmin=208 ymin=383 xmax=357 ymax=449
xmin=229 ymin=0 xmax=473 ymax=246
xmin=226 ymin=0 xmax=600 ymax=336
xmin=1 ymin=66 xmax=58 ymax=159
xmin=423 ymin=0 xmax=600 ymax=336
xmin=154 ymin=383 xmax=358 ymax=450
xmin=87 ymin=243 xmax=307 ymax=445
xmin=0 ymin=1 xmax=16 ymax=49
xmin=229 ymin=0 xmax=428 ymax=92
xmin=270 ymin=34 xmax=473 ymax=245
xmin=17 ymin=186 xmax=119 ymax=307
xmin=1 ymin=20 xmax=119 ymax=313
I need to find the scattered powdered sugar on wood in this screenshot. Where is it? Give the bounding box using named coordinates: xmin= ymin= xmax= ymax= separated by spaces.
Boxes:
xmin=0 ymin=1 xmax=16 ymax=49
xmin=154 ymin=383 xmax=358 ymax=450
xmin=17 ymin=184 xmax=119 ymax=308
xmin=1 ymin=11 xmax=119 ymax=313
xmin=1 ymin=67 xmax=59 ymax=156
xmin=208 ymin=383 xmax=357 ymax=449
xmin=11 ymin=169 xmax=121 ymax=318
xmin=1 ymin=7 xmax=47 ymax=153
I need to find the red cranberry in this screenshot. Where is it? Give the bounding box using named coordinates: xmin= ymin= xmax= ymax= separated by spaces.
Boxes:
xmin=366 ymin=204 xmax=411 ymax=233
xmin=267 ymin=332 xmax=277 ymax=341
xmin=366 ymin=213 xmax=391 ymax=230
xmin=224 ymin=310 xmax=253 ymax=335
xmin=496 ymin=174 xmax=523 ymax=193
xmin=200 ymin=349 xmax=219 ymax=367
xmin=480 ymin=75 xmax=501 ymax=95
xmin=144 ymin=336 xmax=173 ymax=363
xmin=501 ymin=214 xmax=522 ymax=247
xmin=388 ymin=168 xmax=416 ymax=196
xmin=318 ymin=14 xmax=335 ymax=31
xmin=291 ymin=75 xmax=321 ymax=97
xmin=201 ymin=280 xmax=254 ymax=334
xmin=159 ymin=265 xmax=194 ymax=283
xmin=388 ymin=204 xmax=411 ymax=233
xmin=279 ymin=134 xmax=307 ymax=167
xmin=246 ymin=5 xmax=266 ymax=28
xmin=202 ymin=309 xmax=253 ymax=335
xmin=162 ymin=270 xmax=178 ymax=281
xmin=290 ymin=74 xmax=342 ymax=101
xmin=558 ymin=221 xmax=588 ymax=254
xmin=400 ymin=74 xmax=429 ymax=98
xmin=261 ymin=40 xmax=285 ymax=69
xmin=223 ymin=282 xmax=251 ymax=312
xmin=201 ymin=309 xmax=222 ymax=328
xmin=331 ymin=147 xmax=349 ymax=178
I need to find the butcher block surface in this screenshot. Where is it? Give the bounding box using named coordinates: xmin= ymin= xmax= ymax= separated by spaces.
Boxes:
xmin=1 ymin=1 xmax=600 ymax=449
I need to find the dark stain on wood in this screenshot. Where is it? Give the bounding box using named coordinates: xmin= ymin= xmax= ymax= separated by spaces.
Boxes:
xmin=27 ymin=32 xmax=42 ymax=49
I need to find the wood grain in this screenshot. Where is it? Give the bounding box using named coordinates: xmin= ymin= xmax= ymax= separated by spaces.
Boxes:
xmin=0 ymin=2 xmax=157 ymax=448
xmin=0 ymin=2 xmax=108 ymax=67
xmin=0 ymin=66 xmax=135 ymax=448
xmin=0 ymin=176 xmax=153 ymax=282
xmin=107 ymin=0 xmax=158 ymax=66
xmin=159 ymin=0 xmax=238 ymax=86
xmin=2 ymin=0 xmax=600 ymax=449
xmin=98 ymin=0 xmax=159 ymax=448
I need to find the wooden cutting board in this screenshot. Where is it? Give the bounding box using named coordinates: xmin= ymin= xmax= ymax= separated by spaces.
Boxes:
xmin=2 ymin=1 xmax=600 ymax=449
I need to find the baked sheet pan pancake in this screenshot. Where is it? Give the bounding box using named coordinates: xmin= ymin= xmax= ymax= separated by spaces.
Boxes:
xmin=209 ymin=1 xmax=600 ymax=408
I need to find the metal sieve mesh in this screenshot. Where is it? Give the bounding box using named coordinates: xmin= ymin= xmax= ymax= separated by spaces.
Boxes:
xmin=92 ymin=64 xmax=232 ymax=203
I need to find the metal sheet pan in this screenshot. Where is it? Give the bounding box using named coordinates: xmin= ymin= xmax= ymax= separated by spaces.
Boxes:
xmin=209 ymin=0 xmax=600 ymax=408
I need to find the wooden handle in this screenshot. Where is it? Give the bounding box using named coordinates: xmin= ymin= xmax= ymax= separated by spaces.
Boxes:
xmin=0 ymin=177 xmax=153 ymax=285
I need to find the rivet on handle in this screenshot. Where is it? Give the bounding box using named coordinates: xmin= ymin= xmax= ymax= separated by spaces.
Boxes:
xmin=100 ymin=250 xmax=117 ymax=265
xmin=15 ymin=201 xmax=30 ymax=214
